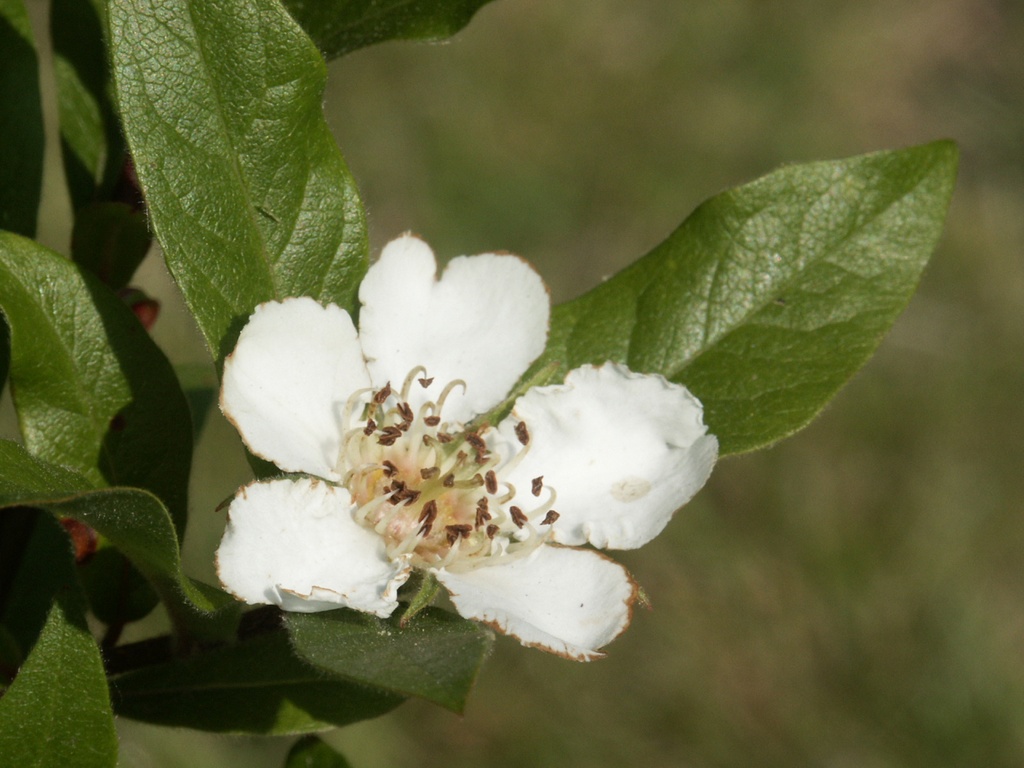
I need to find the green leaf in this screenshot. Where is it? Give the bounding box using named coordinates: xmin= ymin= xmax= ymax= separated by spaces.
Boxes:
xmin=0 ymin=517 xmax=118 ymax=768
xmin=0 ymin=440 xmax=238 ymax=642
xmin=282 ymin=0 xmax=494 ymax=59
xmin=285 ymin=735 xmax=354 ymax=768
xmin=112 ymin=630 xmax=402 ymax=734
xmin=0 ymin=232 xmax=192 ymax=537
xmin=538 ymin=141 xmax=959 ymax=455
xmin=109 ymin=0 xmax=368 ymax=367
xmin=70 ymin=202 xmax=152 ymax=290
xmin=286 ymin=606 xmax=492 ymax=713
xmin=50 ymin=0 xmax=123 ymax=213
xmin=0 ymin=0 xmax=44 ymax=236
xmin=0 ymin=511 xmax=80 ymax=663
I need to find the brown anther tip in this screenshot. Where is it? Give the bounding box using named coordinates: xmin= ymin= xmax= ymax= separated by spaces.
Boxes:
xmin=363 ymin=418 xmax=377 ymax=436
xmin=418 ymin=377 xmax=434 ymax=388
xmin=418 ymin=500 xmax=438 ymax=523
xmin=541 ymin=510 xmax=560 ymax=526
xmin=424 ymin=415 xmax=441 ymax=427
xmin=381 ymin=460 xmax=398 ymax=476
xmin=390 ymin=479 xmax=406 ymax=493
xmin=420 ymin=466 xmax=440 ymax=480
xmin=486 ymin=524 xmax=500 ymax=539
xmin=475 ymin=507 xmax=492 ymax=527
xmin=477 ymin=497 xmax=489 ymax=512
xmin=466 ymin=433 xmax=486 ymax=450
xmin=515 ymin=421 xmax=530 ymax=445
xmin=445 ymin=524 xmax=473 ymax=546
xmin=510 ymin=506 xmax=527 ymax=528
xmin=372 ymin=382 xmax=392 ymax=404
xmin=531 ymin=476 xmax=544 ymax=496
xmin=475 ymin=450 xmax=489 ymax=464
xmin=485 ymin=470 xmax=498 ymax=494
xmin=436 ymin=431 xmax=453 ymax=443
xmin=419 ymin=522 xmax=433 ymax=537
xmin=397 ymin=402 xmax=414 ymax=422
xmin=442 ymin=473 xmax=455 ymax=488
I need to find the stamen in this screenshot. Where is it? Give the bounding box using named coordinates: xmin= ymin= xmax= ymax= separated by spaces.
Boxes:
xmin=424 ymin=415 xmax=441 ymax=427
xmin=420 ymin=466 xmax=440 ymax=480
xmin=486 ymin=524 xmax=499 ymax=539
xmin=435 ymin=379 xmax=466 ymax=412
xmin=445 ymin=524 xmax=473 ymax=545
xmin=515 ymin=421 xmax=530 ymax=445
xmin=485 ymin=470 xmax=498 ymax=494
xmin=436 ymin=431 xmax=453 ymax=444
xmin=475 ymin=506 xmax=492 ymax=527
xmin=418 ymin=500 xmax=438 ymax=524
xmin=541 ymin=510 xmax=560 ymax=525
xmin=363 ymin=418 xmax=377 ymax=436
xmin=400 ymin=366 xmax=427 ymax=401
xmin=381 ymin=460 xmax=398 ymax=477
xmin=372 ymin=382 xmax=392 ymax=405
xmin=418 ymin=377 xmax=434 ymax=388
xmin=531 ymin=476 xmax=543 ymax=496
xmin=442 ymin=473 xmax=455 ymax=488
xmin=509 ymin=506 xmax=528 ymax=528
xmin=396 ymin=402 xmax=414 ymax=424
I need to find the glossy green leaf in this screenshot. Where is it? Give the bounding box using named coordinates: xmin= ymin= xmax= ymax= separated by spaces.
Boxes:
xmin=109 ymin=0 xmax=368 ymax=367
xmin=285 ymin=735 xmax=354 ymax=768
xmin=0 ymin=0 xmax=44 ymax=236
xmin=282 ymin=0 xmax=494 ymax=59
xmin=112 ymin=630 xmax=402 ymax=734
xmin=70 ymin=202 xmax=152 ymax=290
xmin=0 ymin=232 xmax=192 ymax=537
xmin=286 ymin=607 xmax=492 ymax=713
xmin=50 ymin=0 xmax=123 ymax=213
xmin=538 ymin=141 xmax=959 ymax=455
xmin=0 ymin=510 xmax=79 ymax=663
xmin=0 ymin=440 xmax=238 ymax=641
xmin=0 ymin=517 xmax=117 ymax=768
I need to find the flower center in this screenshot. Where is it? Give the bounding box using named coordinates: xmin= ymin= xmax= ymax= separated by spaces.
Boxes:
xmin=338 ymin=368 xmax=559 ymax=571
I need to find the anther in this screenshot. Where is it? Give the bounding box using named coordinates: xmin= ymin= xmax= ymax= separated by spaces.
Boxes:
xmin=436 ymin=431 xmax=453 ymax=443
xmin=466 ymin=433 xmax=486 ymax=450
xmin=446 ymin=524 xmax=472 ymax=545
xmin=397 ymin=402 xmax=414 ymax=423
xmin=418 ymin=377 xmax=434 ymax=388
xmin=442 ymin=473 xmax=455 ymax=488
xmin=363 ymin=418 xmax=376 ymax=436
xmin=418 ymin=500 xmax=438 ymax=524
xmin=418 ymin=522 xmax=433 ymax=537
xmin=485 ymin=470 xmax=498 ymax=494
xmin=424 ymin=415 xmax=441 ymax=427
xmin=515 ymin=421 xmax=530 ymax=445
xmin=541 ymin=510 xmax=560 ymax=526
xmin=373 ymin=382 xmax=392 ymax=405
xmin=477 ymin=497 xmax=489 ymax=514
xmin=378 ymin=426 xmax=403 ymax=445
xmin=475 ymin=506 xmax=492 ymax=527
xmin=486 ymin=524 xmax=500 ymax=539
xmin=531 ymin=476 xmax=544 ymax=496
xmin=420 ymin=466 xmax=440 ymax=480
xmin=381 ymin=460 xmax=398 ymax=476
xmin=510 ymin=506 xmax=528 ymax=528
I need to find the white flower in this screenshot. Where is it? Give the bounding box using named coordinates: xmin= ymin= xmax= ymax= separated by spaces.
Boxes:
xmin=216 ymin=235 xmax=718 ymax=660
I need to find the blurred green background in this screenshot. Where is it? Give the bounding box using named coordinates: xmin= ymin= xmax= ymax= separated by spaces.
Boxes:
xmin=21 ymin=0 xmax=1024 ymax=765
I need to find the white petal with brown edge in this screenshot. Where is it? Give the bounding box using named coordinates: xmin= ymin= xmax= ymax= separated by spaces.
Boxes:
xmin=358 ymin=234 xmax=549 ymax=424
xmin=220 ymin=298 xmax=372 ymax=481
xmin=435 ymin=545 xmax=636 ymax=660
xmin=217 ymin=477 xmax=410 ymax=616
xmin=495 ymin=363 xmax=718 ymax=550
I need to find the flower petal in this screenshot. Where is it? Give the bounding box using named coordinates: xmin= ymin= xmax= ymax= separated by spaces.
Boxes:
xmin=495 ymin=363 xmax=717 ymax=550
xmin=221 ymin=297 xmax=371 ymax=480
xmin=435 ymin=546 xmax=636 ymax=660
xmin=216 ymin=477 xmax=410 ymax=616
xmin=358 ymin=234 xmax=549 ymax=423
